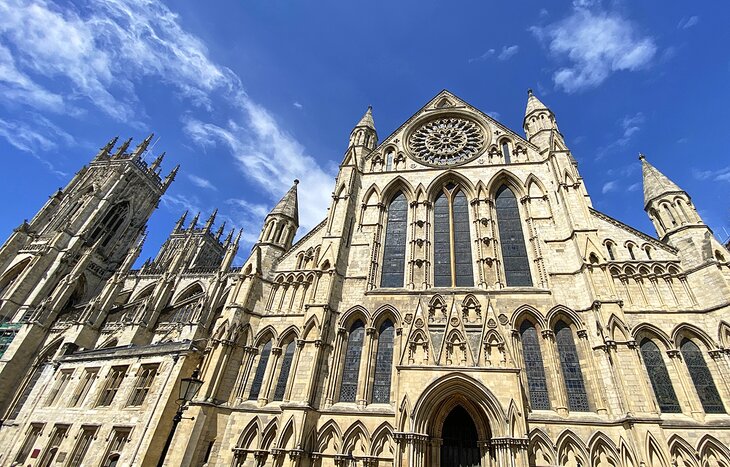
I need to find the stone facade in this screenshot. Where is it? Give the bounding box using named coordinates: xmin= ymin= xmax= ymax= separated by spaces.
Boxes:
xmin=1 ymin=90 xmax=730 ymax=466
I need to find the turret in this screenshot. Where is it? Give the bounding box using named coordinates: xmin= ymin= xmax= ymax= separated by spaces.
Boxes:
xmin=523 ymin=89 xmax=563 ymax=152
xmin=349 ymin=106 xmax=377 ymax=151
xmin=641 ymin=154 xmax=725 ymax=268
xmin=114 ymin=137 xmax=133 ymax=158
xmin=257 ymin=180 xmax=299 ymax=251
xmin=94 ymin=136 xmax=118 ymax=160
xmin=132 ymin=133 xmax=154 ymax=159
xmin=204 ymin=208 xmax=218 ymax=233
xmin=174 ymin=210 xmax=188 ymax=232
xmin=149 ymin=152 xmax=165 ymax=172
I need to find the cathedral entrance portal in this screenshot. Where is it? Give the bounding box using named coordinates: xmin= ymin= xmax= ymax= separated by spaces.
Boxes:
xmin=440 ymin=405 xmax=480 ymax=467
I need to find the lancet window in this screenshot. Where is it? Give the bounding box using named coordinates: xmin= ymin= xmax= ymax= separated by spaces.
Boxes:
xmin=372 ymin=319 xmax=394 ymax=403
xmin=501 ymin=141 xmax=511 ymax=164
xmin=639 ymin=339 xmax=680 ymax=413
xmin=248 ymin=340 xmax=272 ymax=400
xmin=381 ymin=192 xmax=407 ymax=288
xmin=495 ymin=185 xmax=532 ymax=286
xmin=90 ymin=201 xmax=130 ymax=249
xmin=273 ymin=340 xmax=296 ymax=401
xmin=519 ymin=321 xmax=550 ymax=410
xmin=433 ymin=183 xmax=473 ymax=287
xmin=680 ymin=339 xmax=725 ymax=413
xmin=555 ymin=321 xmax=589 ymax=411
xmin=339 ymin=320 xmax=365 ymax=402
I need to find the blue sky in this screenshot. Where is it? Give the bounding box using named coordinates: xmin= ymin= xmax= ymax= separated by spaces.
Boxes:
xmin=1 ymin=0 xmax=729 ymax=265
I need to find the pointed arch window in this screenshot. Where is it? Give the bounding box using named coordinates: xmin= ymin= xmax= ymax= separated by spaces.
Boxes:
xmin=519 ymin=321 xmax=550 ymax=410
xmin=433 ymin=183 xmax=474 ymax=287
xmin=381 ymin=192 xmax=407 ymax=288
xmin=501 ymin=141 xmax=511 ymax=164
xmin=372 ymin=319 xmax=394 ymax=403
xmin=90 ymin=202 xmax=130 ymax=248
xmin=639 ymin=339 xmax=680 ymax=413
xmin=555 ymin=321 xmax=589 ymax=412
xmin=495 ymin=186 xmax=532 ymax=287
xmin=680 ymin=339 xmax=724 ymax=413
xmin=339 ymin=320 xmax=365 ymax=402
xmin=248 ymin=340 xmax=272 ymax=400
xmin=273 ymin=340 xmax=296 ymax=401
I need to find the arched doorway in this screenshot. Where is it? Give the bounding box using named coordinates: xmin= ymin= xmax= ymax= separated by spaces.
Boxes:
xmin=440 ymin=405 xmax=480 ymax=467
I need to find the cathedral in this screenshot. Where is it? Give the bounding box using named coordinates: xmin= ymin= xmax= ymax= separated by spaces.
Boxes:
xmin=0 ymin=90 xmax=729 ymax=467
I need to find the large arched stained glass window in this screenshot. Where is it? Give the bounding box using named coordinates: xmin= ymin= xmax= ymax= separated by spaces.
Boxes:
xmin=555 ymin=321 xmax=589 ymax=412
xmin=680 ymin=339 xmax=725 ymax=413
xmin=640 ymin=339 xmax=680 ymax=413
xmin=495 ymin=186 xmax=532 ymax=287
xmin=273 ymin=340 xmax=296 ymax=401
xmin=520 ymin=321 xmax=550 ymax=410
xmin=433 ymin=183 xmax=474 ymax=287
xmin=372 ymin=319 xmax=394 ymax=403
xmin=248 ymin=340 xmax=272 ymax=400
xmin=381 ymin=192 xmax=407 ymax=288
xmin=339 ymin=320 xmax=365 ymax=402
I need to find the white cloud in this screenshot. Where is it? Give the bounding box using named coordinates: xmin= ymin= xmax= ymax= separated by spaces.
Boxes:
xmin=486 ymin=111 xmax=501 ymax=119
xmin=468 ymin=49 xmax=495 ymax=63
xmin=693 ymin=167 xmax=730 ymax=182
xmin=595 ymin=112 xmax=645 ymax=159
xmin=498 ymin=45 xmax=519 ymax=61
xmin=602 ymin=181 xmax=618 ymax=194
xmin=0 ymin=0 xmax=333 ymax=231
xmin=293 ymin=102 xmax=303 ymax=109
xmin=531 ymin=7 xmax=657 ymax=93
xmin=678 ymin=16 xmax=699 ymax=29
xmin=187 ymin=174 xmax=217 ymax=191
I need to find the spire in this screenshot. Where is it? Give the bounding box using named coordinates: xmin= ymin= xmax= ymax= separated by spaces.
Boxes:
xmin=95 ymin=136 xmax=118 ymax=159
xmin=150 ymin=152 xmax=165 ymax=171
xmin=524 ymin=88 xmax=550 ymax=117
xmin=223 ymin=229 xmax=234 ymax=247
xmin=174 ymin=210 xmax=188 ymax=231
xmin=640 ymin=154 xmax=685 ymax=208
xmin=132 ymin=133 xmax=154 ymax=158
xmin=215 ymin=221 xmax=226 ymax=240
xmin=114 ymin=137 xmax=133 ymax=158
xmin=269 ymin=179 xmax=299 ymax=225
xmin=355 ymin=105 xmax=375 ymax=131
xmin=163 ymin=164 xmax=179 ymax=190
xmin=204 ymin=208 xmax=218 ymax=232
xmin=188 ymin=212 xmax=200 ymax=232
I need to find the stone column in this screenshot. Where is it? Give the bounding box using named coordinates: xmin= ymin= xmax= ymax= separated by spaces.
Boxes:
xmin=324 ymin=327 xmax=346 ymax=406
xmin=667 ymin=349 xmax=703 ymax=419
xmin=259 ymin=346 xmax=281 ymax=405
xmin=541 ymin=329 xmax=568 ymax=414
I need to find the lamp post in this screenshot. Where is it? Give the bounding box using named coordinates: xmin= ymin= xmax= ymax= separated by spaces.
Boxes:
xmin=157 ymin=368 xmax=204 ymax=467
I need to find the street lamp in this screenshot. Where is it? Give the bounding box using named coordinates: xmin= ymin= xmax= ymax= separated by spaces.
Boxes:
xmin=157 ymin=368 xmax=204 ymax=467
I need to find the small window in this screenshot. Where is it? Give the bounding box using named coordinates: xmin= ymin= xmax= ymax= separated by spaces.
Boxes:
xmin=38 ymin=424 xmax=69 ymax=467
xmin=555 ymin=321 xmax=589 ymax=412
xmin=644 ymin=246 xmax=652 ymax=260
xmin=14 ymin=424 xmax=43 ymax=464
xmin=380 ymin=192 xmax=407 ymax=288
xmin=520 ymin=321 xmax=550 ymax=410
xmin=639 ymin=339 xmax=680 ymax=413
xmin=248 ymin=340 xmax=272 ymax=400
xmin=46 ymin=369 xmax=73 ymax=407
xmin=97 ymin=366 xmax=128 ymax=407
xmin=71 ymin=368 xmax=99 ymax=406
xmin=501 ymin=141 xmax=511 ymax=164
xmin=606 ymin=242 xmax=615 ymax=260
xmin=339 ymin=320 xmax=365 ymax=402
xmin=67 ymin=426 xmax=98 ymax=467
xmin=102 ymin=428 xmax=131 ymax=467
xmin=627 ymin=244 xmax=636 ymax=260
xmin=385 ymin=150 xmax=394 ymax=171
xmin=372 ymin=319 xmax=395 ymax=404
xmin=127 ymin=364 xmax=159 ymax=406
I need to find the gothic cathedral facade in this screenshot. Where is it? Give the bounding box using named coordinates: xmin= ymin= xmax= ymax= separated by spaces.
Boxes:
xmin=1 ymin=90 xmax=730 ymax=467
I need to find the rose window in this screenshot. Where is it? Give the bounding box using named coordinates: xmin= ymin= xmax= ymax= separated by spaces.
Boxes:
xmin=409 ymin=117 xmax=485 ymax=166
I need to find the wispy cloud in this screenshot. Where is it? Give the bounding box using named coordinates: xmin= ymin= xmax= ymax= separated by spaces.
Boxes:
xmin=602 ymin=181 xmax=618 ymax=194
xmin=531 ymin=4 xmax=657 ymax=93
xmin=498 ymin=45 xmax=519 ymax=61
xmin=678 ymin=16 xmax=699 ymax=29
xmin=595 ymin=112 xmax=645 ymax=159
xmin=293 ymin=102 xmax=303 ymax=109
xmin=693 ymin=166 xmax=730 ymax=182
xmin=0 ymin=0 xmax=333 ymax=232
xmin=468 ymin=49 xmax=495 ymax=63
xmin=601 ymin=162 xmax=641 ymax=196
xmin=187 ymin=174 xmax=217 ymax=191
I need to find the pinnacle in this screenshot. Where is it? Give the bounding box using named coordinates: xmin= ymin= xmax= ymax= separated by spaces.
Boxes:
xmin=355 ymin=105 xmax=376 ymax=131
xmin=525 ymin=89 xmax=550 ymax=117
xmin=269 ymin=179 xmax=299 ymax=225
xmin=640 ymin=154 xmax=684 ymax=207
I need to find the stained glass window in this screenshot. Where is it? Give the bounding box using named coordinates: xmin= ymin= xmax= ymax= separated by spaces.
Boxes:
xmin=381 ymin=192 xmax=407 ymax=288
xmin=434 ymin=185 xmax=473 ymax=287
xmin=640 ymin=339 xmax=680 ymax=413
xmin=520 ymin=321 xmax=550 ymax=410
xmin=680 ymin=339 xmax=724 ymax=414
xmin=434 ymin=192 xmax=452 ymax=287
xmin=339 ymin=320 xmax=365 ymax=402
xmin=555 ymin=321 xmax=589 ymax=412
xmin=273 ymin=340 xmax=296 ymax=401
xmin=495 ymin=185 xmax=533 ymax=287
xmin=372 ymin=320 xmax=394 ymax=403
xmin=248 ymin=340 xmax=271 ymax=400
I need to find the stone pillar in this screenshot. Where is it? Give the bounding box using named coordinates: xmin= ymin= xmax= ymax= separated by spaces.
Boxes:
xmin=541 ymin=329 xmax=568 ymax=414
xmin=667 ymin=349 xmax=703 ymax=419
